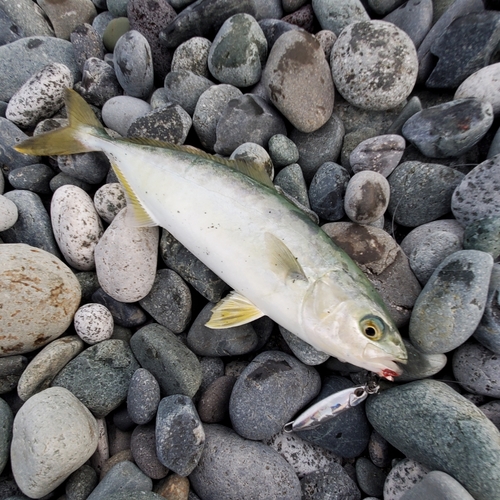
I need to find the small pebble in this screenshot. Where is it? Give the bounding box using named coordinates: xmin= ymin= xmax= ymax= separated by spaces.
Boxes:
xmin=7 ymin=164 xmax=55 ymax=195
xmin=0 ymin=195 xmax=18 ymax=231
xmin=383 ymin=458 xmax=430 ymax=500
xmin=268 ymin=134 xmax=299 ymax=168
xmin=274 ymin=163 xmax=310 ymax=208
xmin=70 ymin=23 xmax=104 ymax=71
xmin=131 ymin=424 xmax=169 ymax=480
xmin=127 ymin=368 xmax=161 ymax=426
xmin=74 ymin=303 xmax=114 ymax=345
xmin=102 ymin=17 xmax=130 ymax=52
xmin=368 ymin=430 xmax=391 ymax=468
xmin=355 ymin=457 xmax=387 ymax=497
xmin=92 ymin=288 xmax=148 ymax=328
xmin=197 ymin=375 xmax=236 ymax=424
xmin=279 ymin=326 xmax=330 ymax=365
xmin=164 ymin=70 xmax=213 ymax=116
xmin=65 ymin=464 xmax=98 ymax=500
xmin=312 ymin=0 xmax=369 ymax=35
xmin=102 ymin=96 xmax=152 ymax=137
xmin=399 ymin=470 xmax=475 ymax=500
xmin=463 ymin=216 xmax=500 ymax=259
xmin=93 ymin=183 xmax=127 ymax=224
xmin=171 ymin=37 xmax=212 ymax=78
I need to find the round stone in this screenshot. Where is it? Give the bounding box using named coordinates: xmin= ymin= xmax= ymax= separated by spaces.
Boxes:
xmin=7 ymin=163 xmax=55 ymax=195
xmin=93 ymin=183 xmax=127 ymax=224
xmin=127 ymin=368 xmax=161 ymax=425
xmin=171 ymin=37 xmax=212 ymax=78
xmin=0 ymin=244 xmax=81 ymax=357
xmin=197 ymin=375 xmax=236 ymax=424
xmin=164 ymin=70 xmax=213 ymax=116
xmin=268 ymin=134 xmax=300 ymax=168
xmin=331 ymin=21 xmax=418 ymax=110
xmin=274 ymin=163 xmax=310 ymax=208
xmin=312 ymin=0 xmax=370 ymax=35
xmin=74 ymin=303 xmax=114 ymax=345
xmin=0 ymin=195 xmax=18 ymax=231
xmin=131 ymin=424 xmax=169 ymax=480
xmin=463 ymin=216 xmax=500 ymax=259
xmin=101 ymin=96 xmax=152 ymax=137
xmin=383 ymin=458 xmax=430 ymax=500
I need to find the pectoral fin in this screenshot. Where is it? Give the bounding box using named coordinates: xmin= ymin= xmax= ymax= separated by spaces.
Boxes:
xmin=206 ymin=291 xmax=264 ymax=328
xmin=265 ymin=232 xmax=308 ymax=283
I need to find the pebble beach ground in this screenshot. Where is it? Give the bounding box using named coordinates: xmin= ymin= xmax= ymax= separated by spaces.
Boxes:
xmin=0 ymin=0 xmax=500 ymax=499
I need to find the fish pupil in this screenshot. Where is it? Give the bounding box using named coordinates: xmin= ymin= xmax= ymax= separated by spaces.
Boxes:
xmin=365 ymin=326 xmax=377 ymax=337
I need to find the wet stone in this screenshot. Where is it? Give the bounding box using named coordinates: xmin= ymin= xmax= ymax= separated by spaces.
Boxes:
xmin=164 ymin=70 xmax=213 ymax=116
xmin=331 ymin=21 xmax=418 ymax=111
xmin=197 ymin=375 xmax=236 ymax=424
xmin=7 ymin=164 xmax=55 ymax=195
xmin=92 ymin=288 xmax=148 ymax=328
xmin=402 ymin=98 xmax=494 ymax=158
xmin=274 ymin=163 xmax=310 ymax=208
xmin=171 ymin=37 xmax=212 ymax=78
xmin=387 ymin=161 xmax=464 ymax=227
xmin=131 ymin=424 xmax=169 ymax=480
xmin=300 ymin=463 xmax=361 ymax=500
xmin=312 ymin=0 xmax=369 ymax=35
xmin=427 ymin=12 xmax=500 ymax=88
xmin=383 ymin=458 xmax=430 ymax=500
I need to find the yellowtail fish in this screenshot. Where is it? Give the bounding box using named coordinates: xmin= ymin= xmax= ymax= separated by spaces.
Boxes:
xmin=15 ymin=89 xmax=407 ymax=379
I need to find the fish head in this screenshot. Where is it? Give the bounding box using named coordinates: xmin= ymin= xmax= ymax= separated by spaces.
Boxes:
xmin=301 ymin=274 xmax=407 ymax=380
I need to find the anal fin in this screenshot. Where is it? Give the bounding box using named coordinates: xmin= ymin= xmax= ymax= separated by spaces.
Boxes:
xmin=205 ymin=291 xmax=265 ymax=329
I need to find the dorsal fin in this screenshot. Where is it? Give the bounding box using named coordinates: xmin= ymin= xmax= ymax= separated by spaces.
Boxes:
xmin=121 ymin=137 xmax=275 ymax=189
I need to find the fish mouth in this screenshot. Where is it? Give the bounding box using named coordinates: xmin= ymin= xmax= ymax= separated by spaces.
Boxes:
xmin=362 ymin=343 xmax=407 ymax=381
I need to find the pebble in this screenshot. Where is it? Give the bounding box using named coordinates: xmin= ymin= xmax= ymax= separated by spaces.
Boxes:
xmin=0 ymin=195 xmax=18 ymax=232
xmin=268 ymin=134 xmax=299 ymax=168
xmin=479 ymin=400 xmax=500 ymax=430
xmin=127 ymin=369 xmax=161 ymax=426
xmin=0 ymin=119 xmax=40 ymax=175
xmin=387 ymin=161 xmax=464 ymax=228
xmin=187 ymin=302 xmax=259 ymax=357
xmin=455 ymin=62 xmax=500 ymax=115
xmin=130 ymin=323 xmax=202 ymax=398
xmin=464 ymin=216 xmax=500 ymax=259
xmin=214 ymin=93 xmax=286 ymax=155
xmin=399 ymin=470 xmax=475 ymax=500
xmin=0 ymin=244 xmax=81 ymax=356
xmin=386 ymin=96 xmax=423 ymax=135
xmin=296 ymin=376 xmax=371 ymax=458
xmin=199 ymin=357 xmax=225 ymax=394
xmin=131 ymin=424 xmax=169 ymax=480
xmin=58 ymin=151 xmax=110 ymax=185
xmin=74 ymin=303 xmax=114 ymax=345
xmin=51 ymin=185 xmax=104 ymax=271
xmin=451 ymin=154 xmax=500 ymax=226
xmin=127 ymin=104 xmax=192 ymax=144
xmin=409 ymin=250 xmax=493 ymax=353
xmin=331 ymin=21 xmax=418 ymax=111
xmin=93 ymin=183 xmax=127 ymax=224
xmin=368 ymin=430 xmax=391 ymax=468
xmin=279 ymin=326 xmax=330 ymax=365
xmin=92 ymin=288 xmax=148 ymax=328
xmin=193 ymin=84 xmax=242 ymax=151
xmin=274 ymin=163 xmax=310 ymax=208
xmin=0 ymin=397 xmax=12 ymax=475
xmin=189 ymin=424 xmax=301 ymax=499
xmin=156 ymin=395 xmax=205 ymax=476
xmin=52 ymin=339 xmax=140 ymax=418
xmin=17 ymin=336 xmax=84 ymax=401
xmin=0 ymin=355 xmax=27 ymax=395
xmin=0 ymin=0 xmax=54 ymax=38
xmin=171 ymin=37 xmax=212 ymax=78
xmin=208 ymin=14 xmax=267 ymax=88
xmin=398 ymin=339 xmax=447 ymax=382
xmin=349 ymin=134 xmax=405 ymax=177
xmin=164 ymin=70 xmax=213 ymax=116
xmin=262 ymin=29 xmax=334 ymax=133
xmin=344 ymin=171 xmax=390 ymax=225
xmin=102 ymin=96 xmax=152 ymax=137
xmin=290 ymin=112 xmax=345 ymax=182
xmin=312 ymin=0 xmax=369 ymax=35
xmin=229 ymin=351 xmax=321 ymax=440
xmin=50 ymin=172 xmax=93 ymax=192
xmin=65 ymin=464 xmax=98 ymax=500
xmin=7 ymin=164 xmax=55 ymax=195
xmin=366 ymin=379 xmax=500 ymax=500
xmin=70 ymin=23 xmax=104 ymax=70
xmin=403 ymin=98 xmax=494 ymax=158
xmin=355 ymin=457 xmax=386 ymax=497
xmin=102 ymin=17 xmax=130 ymax=52
xmin=197 ymin=375 xmax=236 ymax=423
xmin=383 ymin=458 xmax=430 ymax=500
xmin=160 ymin=229 xmax=228 ymax=303
xmin=114 ymin=30 xmax=154 ymax=99
xmin=11 ymin=387 xmax=98 ymax=499
xmin=95 ymin=208 xmax=159 ymax=303
xmin=230 ymin=142 xmax=274 ymax=178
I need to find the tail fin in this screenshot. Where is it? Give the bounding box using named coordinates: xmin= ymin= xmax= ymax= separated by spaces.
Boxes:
xmin=14 ymin=88 xmax=105 ymax=156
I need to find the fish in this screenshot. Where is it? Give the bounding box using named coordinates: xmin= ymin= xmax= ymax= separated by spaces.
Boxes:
xmin=15 ymin=88 xmax=407 ymax=379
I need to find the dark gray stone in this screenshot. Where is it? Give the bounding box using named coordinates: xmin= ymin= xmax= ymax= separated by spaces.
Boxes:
xmin=279 ymin=326 xmax=329 ymax=366
xmin=402 ymin=98 xmax=493 ymax=158
xmin=57 ymin=152 xmax=110 ymax=185
xmin=258 ymin=19 xmax=301 ymax=49
xmin=131 ymin=424 xmax=169 ymax=480
xmin=127 ymin=368 xmax=161 ymax=425
xmin=479 ymin=400 xmax=500 ymax=430
xmin=268 ymin=134 xmax=299 ymax=168
xmin=290 ymin=112 xmax=344 ymax=182
xmin=156 ymin=395 xmax=204 ymax=476
xmin=65 ymin=464 xmax=98 ymax=500
xmin=0 ymin=118 xmax=40 ymax=174
xmin=52 ymin=339 xmax=140 ymax=418
xmin=312 ymin=0 xmax=369 ymax=35
xmin=92 ymin=288 xmax=148 ymax=328
xmin=0 ymin=398 xmax=12 ymax=475
xmin=0 ymin=7 xmax=24 ymax=45
xmin=0 ymin=190 xmax=61 ymax=258
xmin=189 ymin=424 xmax=301 ymax=500
xmin=187 ymin=302 xmax=259 ymax=357
xmin=105 ymin=492 xmax=164 ymax=500
xmin=296 ymin=376 xmax=371 ymax=458
xmin=274 ymin=163 xmax=310 ymax=209
xmin=130 ymin=323 xmax=202 ymax=398
xmin=229 ymin=351 xmax=321 ymax=440
xmin=0 ymin=355 xmax=27 ymax=395
xmin=160 ymin=229 xmax=229 ymax=303
xmin=49 ymin=172 xmax=93 ymax=192
xmin=409 ymin=250 xmax=494 ymax=354
xmin=368 ymin=430 xmax=391 ymax=468
xmin=355 ymin=457 xmax=386 ymax=497
xmin=214 ymin=94 xmax=286 ymax=155
xmin=399 ymin=471 xmax=475 ymax=500
xmin=199 ymin=357 xmax=225 ymax=394
xmin=197 ymin=375 xmax=236 ymax=423
xmin=7 ymin=164 xmax=55 ymax=195
xmin=397 ymin=339 xmax=447 ymax=382
xmin=139 ymin=269 xmax=192 ymax=334
xmin=427 ymin=12 xmax=500 ymax=88
xmin=164 ymin=70 xmax=213 ymax=115
xmin=366 ymin=379 xmax=500 ymax=500
xmin=464 ymin=216 xmax=500 ymax=259
xmin=386 ymin=96 xmax=423 ymax=135
xmin=387 ymin=161 xmax=464 ymax=227
xmin=70 ymin=23 xmax=104 ymax=70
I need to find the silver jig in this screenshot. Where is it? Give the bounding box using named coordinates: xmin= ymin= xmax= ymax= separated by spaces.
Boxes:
xmin=284 ymin=381 xmax=380 ymax=433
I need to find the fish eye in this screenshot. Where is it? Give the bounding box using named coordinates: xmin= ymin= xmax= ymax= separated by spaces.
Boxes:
xmin=360 ymin=316 xmax=385 ymax=341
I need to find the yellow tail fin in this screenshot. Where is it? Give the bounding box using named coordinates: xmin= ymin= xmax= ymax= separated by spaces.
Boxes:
xmin=14 ymin=88 xmax=105 ymax=156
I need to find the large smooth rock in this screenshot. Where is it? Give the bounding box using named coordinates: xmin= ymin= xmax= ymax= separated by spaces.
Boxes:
xmin=11 ymin=387 xmax=98 ymax=499
xmin=0 ymin=244 xmax=81 ymax=357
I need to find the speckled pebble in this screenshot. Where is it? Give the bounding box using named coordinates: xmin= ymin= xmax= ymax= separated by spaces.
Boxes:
xmin=0 ymin=195 xmax=18 ymax=231
xmin=93 ymin=183 xmax=127 ymax=224
xmin=368 ymin=430 xmax=391 ymax=468
xmin=274 ymin=163 xmax=310 ymax=208
xmin=65 ymin=464 xmax=98 ymax=500
xmin=51 ymin=184 xmax=104 ymax=271
xmin=171 ymin=37 xmax=212 ymax=78
xmin=355 ymin=457 xmax=386 ymax=497
xmin=164 ymin=70 xmax=213 ymax=116
xmin=268 ymin=134 xmax=299 ymax=168
xmin=70 ymin=23 xmax=104 ymax=70
xmin=463 ymin=216 xmax=500 ymax=259
xmin=95 ymin=208 xmax=159 ymax=303
xmin=383 ymin=458 xmax=430 ymax=500
xmin=7 ymin=163 xmax=55 ymax=195
xmin=131 ymin=424 xmax=169 ymax=480
xmin=74 ymin=303 xmax=114 ymax=345
xmin=102 ymin=96 xmax=152 ymax=137
xmin=6 ymin=63 xmax=73 ymax=128
xmin=312 ymin=0 xmax=369 ymax=35
xmin=127 ymin=369 xmax=161 ymax=426
xmin=331 ymin=21 xmax=418 ymax=111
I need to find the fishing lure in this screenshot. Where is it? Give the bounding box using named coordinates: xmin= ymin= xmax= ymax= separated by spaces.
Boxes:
xmin=284 ymin=380 xmax=380 ymax=432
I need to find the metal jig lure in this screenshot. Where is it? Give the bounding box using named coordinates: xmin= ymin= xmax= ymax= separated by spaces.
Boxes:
xmin=284 ymin=380 xmax=380 ymax=433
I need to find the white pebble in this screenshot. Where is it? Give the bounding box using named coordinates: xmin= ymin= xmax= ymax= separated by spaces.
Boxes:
xmin=93 ymin=182 xmax=127 ymax=223
xmin=74 ymin=303 xmax=114 ymax=344
xmin=0 ymin=194 xmax=18 ymax=231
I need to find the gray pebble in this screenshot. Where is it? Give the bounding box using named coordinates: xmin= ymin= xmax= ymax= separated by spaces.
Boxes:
xmin=50 ymin=172 xmax=93 ymax=192
xmin=107 ymin=0 xmax=128 ymax=17
xmin=102 ymin=96 xmax=152 ymax=137
xmin=0 ymin=0 xmax=53 ymax=37
xmin=268 ymin=134 xmax=299 ymax=168
xmin=114 ymin=30 xmax=154 ymax=99
xmin=386 ymin=96 xmax=423 ymax=135
xmin=127 ymin=369 xmax=161 ymax=425
xmin=189 ymin=424 xmax=301 ymax=500
xmin=290 ymin=112 xmax=344 ymax=182
xmin=463 ymin=216 xmax=500 ymax=259
xmin=130 ymin=323 xmax=202 ymax=398
xmin=451 ymin=154 xmax=500 ymax=226
xmin=58 ymin=152 xmax=110 ymax=184
xmin=274 ymin=163 xmax=310 ymax=208
xmin=199 ymin=357 xmax=225 ymax=394
xmin=230 ymin=351 xmax=321 ymax=440
xmin=197 ymin=375 xmax=236 ymax=423
xmin=139 ymin=269 xmax=192 ymax=334
xmin=398 ymin=339 xmax=447 ymax=382
xmin=171 ymin=37 xmax=212 ymax=78
xmin=230 ymin=142 xmax=274 ymax=178
xmin=258 ymin=19 xmax=301 ymax=49
xmin=383 ymin=458 xmax=430 ymax=500
xmin=164 ymin=70 xmax=213 ymax=115
xmin=368 ymin=430 xmax=391 ymax=468
xmin=387 ymin=161 xmax=464 ymax=227
xmin=409 ymin=250 xmax=494 ymax=354
xmin=0 ymin=118 xmax=40 ymax=174
xmin=92 ymin=11 xmax=115 ymax=37
xmin=0 ymin=195 xmax=18 ymax=232
xmin=356 ymin=457 xmax=386 ymax=497
xmin=314 ymin=29 xmax=337 ymax=59
xmin=312 ymin=0 xmax=369 ymax=35
xmin=0 ymin=398 xmax=12 ymax=475
xmin=400 ymin=470 xmax=476 ymax=500
xmin=0 ymin=356 xmax=28 ymax=394
xmin=214 ymin=93 xmax=286 ymax=156
xmin=479 ymin=400 xmax=500 ymax=430
xmin=52 ymin=339 xmax=140 ymax=418
xmin=156 ymin=395 xmax=204 ymax=476
xmin=187 ymin=302 xmax=259 ymax=357
xmin=65 ymin=464 xmax=98 ymax=500
xmin=279 ymin=326 xmax=330 ymax=365
xmin=104 ymin=492 xmax=164 ymax=500
xmin=149 ymin=87 xmax=170 ymax=109
xmin=193 ymin=84 xmax=242 ymax=151
xmin=70 ymin=23 xmax=104 ymax=70
xmin=92 ymin=288 xmax=147 ymax=328
xmin=331 ymin=21 xmax=418 ymax=111
xmin=340 ymin=127 xmax=378 ymax=172
xmin=208 ymin=13 xmax=267 ymax=88
xmin=7 ymin=164 xmax=54 ymax=195
xmin=131 ymin=424 xmax=169 ymax=480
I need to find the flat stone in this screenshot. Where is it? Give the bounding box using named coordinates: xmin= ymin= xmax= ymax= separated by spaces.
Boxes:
xmin=366 ymin=379 xmax=500 ymax=500
xmin=0 ymin=244 xmax=81 ymax=357
xmin=331 ymin=21 xmax=418 ymax=111
xmin=262 ymin=29 xmax=334 ymax=133
xmin=11 ymin=387 xmax=98 ymax=499
xmin=312 ymin=0 xmax=369 ymax=35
